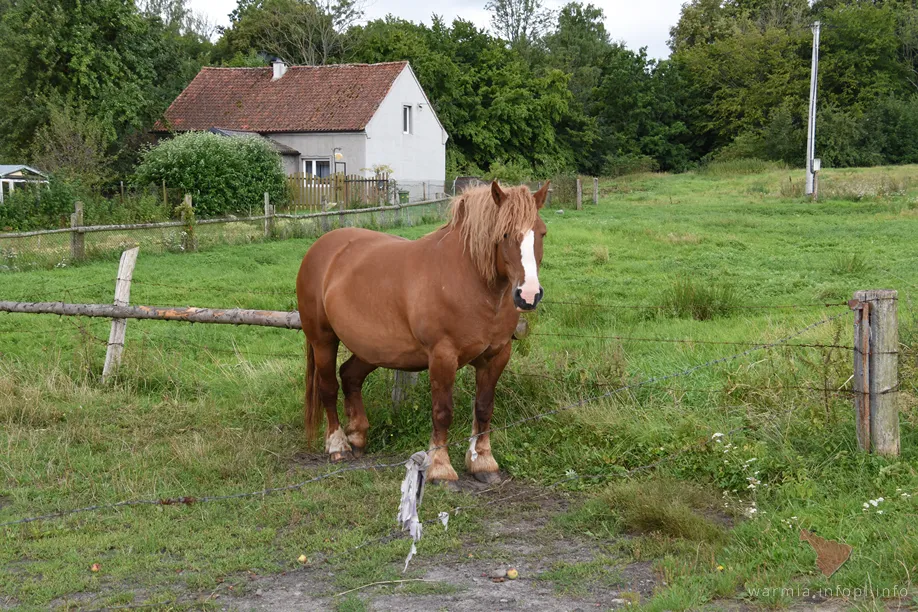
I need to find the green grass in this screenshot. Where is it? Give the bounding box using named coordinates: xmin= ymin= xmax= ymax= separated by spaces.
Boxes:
xmin=2 ymin=164 xmax=918 ymax=609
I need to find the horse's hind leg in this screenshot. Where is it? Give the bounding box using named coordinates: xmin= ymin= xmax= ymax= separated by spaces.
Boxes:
xmin=466 ymin=343 xmax=512 ymax=483
xmin=313 ymin=336 xmax=352 ymax=461
xmin=340 ymin=354 xmax=377 ymax=458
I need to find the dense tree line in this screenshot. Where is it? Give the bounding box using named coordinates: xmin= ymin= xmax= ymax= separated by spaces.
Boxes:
xmin=2 ymin=0 xmax=918 ymax=183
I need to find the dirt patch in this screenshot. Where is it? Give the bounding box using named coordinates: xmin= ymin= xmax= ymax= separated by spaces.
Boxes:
xmin=227 ymin=477 xmax=648 ymax=611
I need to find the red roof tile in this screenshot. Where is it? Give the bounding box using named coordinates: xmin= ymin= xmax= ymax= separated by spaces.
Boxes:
xmin=154 ymin=62 xmax=408 ymax=133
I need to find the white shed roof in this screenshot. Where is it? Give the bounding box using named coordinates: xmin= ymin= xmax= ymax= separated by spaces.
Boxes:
xmin=0 ymin=165 xmax=47 ymax=179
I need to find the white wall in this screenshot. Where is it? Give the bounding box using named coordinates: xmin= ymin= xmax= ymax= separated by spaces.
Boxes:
xmin=268 ymin=132 xmax=368 ymax=176
xmin=365 ymin=65 xmax=447 ymax=184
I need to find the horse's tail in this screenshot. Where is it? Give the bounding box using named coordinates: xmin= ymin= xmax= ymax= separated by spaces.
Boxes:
xmin=304 ymin=339 xmax=322 ymax=443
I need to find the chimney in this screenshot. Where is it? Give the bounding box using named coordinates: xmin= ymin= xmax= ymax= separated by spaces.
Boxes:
xmin=272 ymin=60 xmax=287 ymax=80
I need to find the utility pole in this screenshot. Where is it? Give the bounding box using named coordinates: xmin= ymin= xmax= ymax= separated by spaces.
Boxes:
xmin=805 ymin=21 xmax=821 ymax=196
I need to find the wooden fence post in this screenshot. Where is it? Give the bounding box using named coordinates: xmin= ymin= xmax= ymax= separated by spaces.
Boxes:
xmin=162 ymin=179 xmax=167 ymax=208
xmin=593 ymin=177 xmax=599 ymax=205
xmin=102 ymin=247 xmax=140 ymax=383
xmin=70 ymin=201 xmax=85 ymax=261
xmin=576 ymin=178 xmax=583 ymax=211
xmin=180 ymin=194 xmax=195 ymax=252
xmin=320 ymin=196 xmax=330 ymax=233
xmin=392 ymin=370 xmax=419 ymax=413
xmin=852 ymin=289 xmax=899 ymax=456
xmin=264 ymin=192 xmax=275 ymax=238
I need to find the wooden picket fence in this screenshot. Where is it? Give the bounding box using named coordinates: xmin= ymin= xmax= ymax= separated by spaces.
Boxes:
xmin=288 ymin=173 xmax=390 ymax=211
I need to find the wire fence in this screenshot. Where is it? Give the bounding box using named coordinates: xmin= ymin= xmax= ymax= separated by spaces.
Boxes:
xmin=0 ymin=309 xmax=852 ymax=529
xmin=0 ymin=191 xmax=451 ymax=272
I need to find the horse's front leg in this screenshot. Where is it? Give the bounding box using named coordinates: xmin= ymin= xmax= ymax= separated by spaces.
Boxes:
xmin=466 ymin=342 xmax=511 ymax=483
xmin=427 ymin=346 xmax=459 ymax=484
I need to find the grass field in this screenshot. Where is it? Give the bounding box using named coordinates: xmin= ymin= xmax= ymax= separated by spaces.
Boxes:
xmin=1 ymin=164 xmax=918 ymax=610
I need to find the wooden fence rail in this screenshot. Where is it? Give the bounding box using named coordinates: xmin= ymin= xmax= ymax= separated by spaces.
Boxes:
xmin=0 ymin=301 xmax=303 ymax=329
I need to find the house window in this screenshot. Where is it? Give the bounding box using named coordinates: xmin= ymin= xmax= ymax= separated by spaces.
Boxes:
xmin=303 ymin=159 xmax=331 ymax=177
xmin=403 ymin=105 xmax=412 ymax=134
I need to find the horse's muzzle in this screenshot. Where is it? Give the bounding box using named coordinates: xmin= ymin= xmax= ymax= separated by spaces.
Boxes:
xmin=514 ymin=287 xmax=544 ymax=311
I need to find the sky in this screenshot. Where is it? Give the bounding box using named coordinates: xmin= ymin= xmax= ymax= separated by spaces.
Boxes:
xmin=186 ymin=0 xmax=685 ymax=60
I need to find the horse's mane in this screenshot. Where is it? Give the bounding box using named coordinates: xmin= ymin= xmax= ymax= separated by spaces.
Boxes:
xmin=445 ymin=184 xmax=539 ymax=286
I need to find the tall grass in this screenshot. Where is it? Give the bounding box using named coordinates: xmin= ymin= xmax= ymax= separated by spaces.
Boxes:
xmin=658 ymin=279 xmax=739 ymax=321
xmin=699 ymin=158 xmax=787 ymax=176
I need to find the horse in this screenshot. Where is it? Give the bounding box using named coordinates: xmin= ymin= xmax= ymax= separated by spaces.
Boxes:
xmin=295 ymin=181 xmax=549 ymax=484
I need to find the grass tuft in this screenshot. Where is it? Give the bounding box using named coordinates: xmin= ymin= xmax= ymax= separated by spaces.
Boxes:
xmin=658 ymin=278 xmax=739 ymax=321
xmin=601 ymin=478 xmax=727 ymax=543
xmin=830 ymin=252 xmax=868 ymax=276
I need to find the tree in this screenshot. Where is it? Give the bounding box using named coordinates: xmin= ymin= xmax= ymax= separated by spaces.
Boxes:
xmin=0 ymin=0 xmax=211 ymax=167
xmin=32 ymin=105 xmax=114 ymax=188
xmin=348 ymin=16 xmax=574 ymax=175
xmin=485 ymin=0 xmax=554 ymax=49
xmin=216 ymin=0 xmax=363 ymax=65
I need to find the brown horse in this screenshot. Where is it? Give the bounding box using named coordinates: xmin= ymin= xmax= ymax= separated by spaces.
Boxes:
xmin=295 ymin=181 xmax=549 ymax=484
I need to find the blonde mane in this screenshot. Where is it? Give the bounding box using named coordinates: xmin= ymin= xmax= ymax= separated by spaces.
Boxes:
xmin=445 ymin=184 xmax=539 ymax=285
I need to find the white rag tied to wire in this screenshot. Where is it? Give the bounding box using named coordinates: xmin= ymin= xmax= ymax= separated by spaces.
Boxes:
xmin=397 ymin=451 xmax=431 ymax=571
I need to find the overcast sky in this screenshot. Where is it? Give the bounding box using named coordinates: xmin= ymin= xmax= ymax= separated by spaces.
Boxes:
xmin=187 ymin=0 xmax=685 ymax=59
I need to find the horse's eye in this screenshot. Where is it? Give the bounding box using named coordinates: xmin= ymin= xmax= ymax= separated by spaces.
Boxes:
xmin=503 ymin=233 xmax=508 ymax=239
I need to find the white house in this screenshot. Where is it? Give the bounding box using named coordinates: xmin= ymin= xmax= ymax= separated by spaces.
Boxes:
xmin=154 ymin=61 xmax=448 ymax=198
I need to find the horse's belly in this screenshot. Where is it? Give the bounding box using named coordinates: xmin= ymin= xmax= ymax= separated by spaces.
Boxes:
xmin=324 ymin=296 xmax=427 ymax=369
xmin=338 ymin=331 xmax=428 ymax=370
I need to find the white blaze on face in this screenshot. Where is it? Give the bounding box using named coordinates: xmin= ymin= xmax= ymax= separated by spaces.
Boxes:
xmin=519 ymin=230 xmax=540 ymax=304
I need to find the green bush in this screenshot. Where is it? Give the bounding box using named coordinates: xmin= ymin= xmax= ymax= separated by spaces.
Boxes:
xmin=866 ymin=95 xmax=918 ymax=165
xmin=603 ymin=153 xmax=659 ymax=177
xmin=134 ymin=132 xmax=289 ymax=217
xmin=0 ymin=179 xmax=77 ymax=231
xmin=483 ymin=158 xmax=535 ymax=183
xmin=0 ymin=178 xmax=172 ymax=232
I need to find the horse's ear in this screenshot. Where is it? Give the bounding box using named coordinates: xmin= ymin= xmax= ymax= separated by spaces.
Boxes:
xmin=534 ymin=181 xmax=550 ymax=209
xmin=490 ymin=180 xmax=506 ymax=207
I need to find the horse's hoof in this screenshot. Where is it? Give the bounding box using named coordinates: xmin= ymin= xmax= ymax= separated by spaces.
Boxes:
xmin=429 ymin=479 xmax=461 ymax=492
xmin=471 ymin=471 xmax=502 ymax=484
xmin=329 ymin=451 xmax=355 ymax=462
xmin=350 ymin=445 xmax=365 ymax=459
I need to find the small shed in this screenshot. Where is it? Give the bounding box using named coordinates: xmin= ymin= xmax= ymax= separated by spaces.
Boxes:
xmin=0 ymin=165 xmax=48 ymax=203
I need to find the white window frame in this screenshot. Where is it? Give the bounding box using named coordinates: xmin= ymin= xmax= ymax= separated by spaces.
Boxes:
xmin=403 ymin=105 xmax=412 ymax=134
xmin=302 ymin=158 xmax=331 ymax=177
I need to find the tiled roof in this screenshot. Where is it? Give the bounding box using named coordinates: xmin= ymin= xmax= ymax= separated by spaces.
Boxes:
xmin=154 ymin=62 xmax=408 ymax=134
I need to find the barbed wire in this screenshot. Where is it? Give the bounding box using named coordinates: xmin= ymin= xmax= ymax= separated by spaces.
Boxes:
xmin=0 ymin=459 xmax=410 ymax=529
xmin=2 ymin=279 xmax=116 ymax=303
xmin=541 ymin=300 xmax=850 ymax=310
xmin=132 ymin=279 xmax=294 ymax=298
xmin=528 ymin=331 xmax=852 ymax=350
xmin=0 ymin=311 xmax=850 ymax=529
xmin=419 ymin=311 xmax=854 ymax=458
xmin=501 ymin=368 xmax=859 ymax=397
xmin=136 ymin=330 xmax=301 ymax=359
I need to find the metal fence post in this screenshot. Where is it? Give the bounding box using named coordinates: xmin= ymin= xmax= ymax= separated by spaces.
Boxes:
xmin=576 ymin=178 xmax=583 ymax=211
xmin=593 ymin=177 xmax=599 ymax=205
xmin=852 ymin=290 xmax=899 ymax=456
